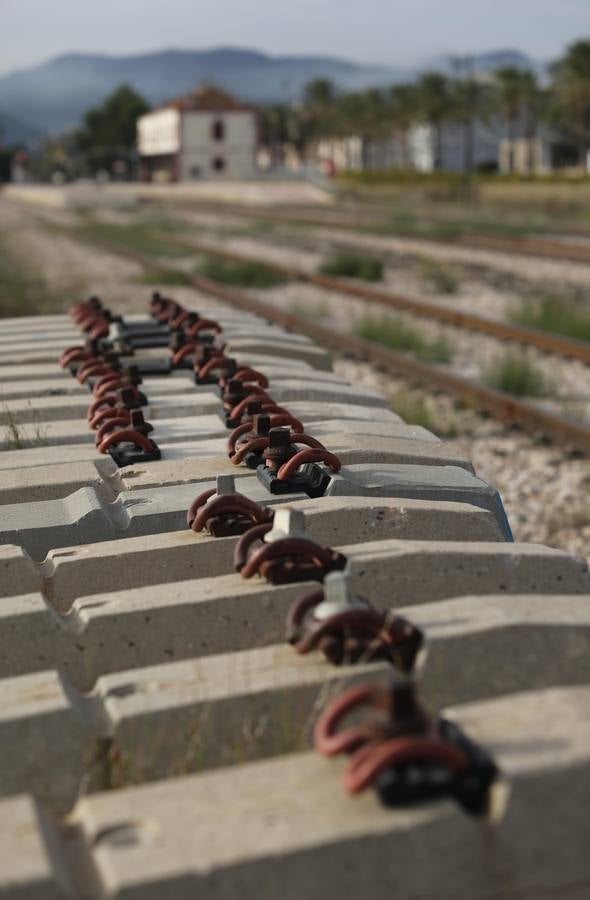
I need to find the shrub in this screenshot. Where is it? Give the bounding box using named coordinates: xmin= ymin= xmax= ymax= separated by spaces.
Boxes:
xmin=483 ymin=352 xmax=548 ymax=397
xmin=509 ymin=293 xmax=590 ymax=342
xmin=319 ymin=252 xmax=383 ymax=282
xmin=355 ymin=315 xmax=452 ymax=363
xmin=417 ymin=257 xmax=460 ymax=294
xmin=197 ymin=255 xmax=286 ymax=288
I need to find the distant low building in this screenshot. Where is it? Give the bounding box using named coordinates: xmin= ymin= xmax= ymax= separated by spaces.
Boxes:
xmin=309 ymin=120 xmax=501 ymax=176
xmin=137 ymin=85 xmax=258 ymax=182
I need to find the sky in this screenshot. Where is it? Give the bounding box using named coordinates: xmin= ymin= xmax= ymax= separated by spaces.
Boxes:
xmin=0 ymin=0 xmax=588 ymax=75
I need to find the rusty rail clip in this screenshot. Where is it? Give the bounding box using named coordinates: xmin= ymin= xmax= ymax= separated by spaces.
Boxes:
xmin=98 ymin=427 xmax=161 ymax=467
xmin=314 ymin=678 xmax=498 ymax=816
xmin=94 ymin=409 xmax=153 ymax=447
xmin=87 ymin=385 xmax=147 ymax=421
xmin=221 ymin=379 xmax=275 ymax=427
xmin=186 ymin=474 xmax=272 ymax=537
xmin=286 ymin=571 xmax=422 ymax=670
xmin=256 ymin=427 xmax=341 ymax=498
xmin=234 ymin=508 xmax=347 ymax=584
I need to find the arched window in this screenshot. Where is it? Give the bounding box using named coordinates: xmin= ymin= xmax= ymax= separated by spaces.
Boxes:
xmin=212 ymin=119 xmax=225 ymax=141
xmin=212 ymin=157 xmax=225 ymax=172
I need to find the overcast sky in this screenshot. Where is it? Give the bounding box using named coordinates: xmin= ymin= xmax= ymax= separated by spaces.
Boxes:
xmin=1 ymin=0 xmax=588 ymax=75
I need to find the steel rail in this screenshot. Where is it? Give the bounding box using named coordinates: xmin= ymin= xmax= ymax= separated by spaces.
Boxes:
xmin=149 ymin=198 xmax=590 ymax=265
xmin=156 ymin=234 xmax=590 ymax=365
xmin=61 ymin=231 xmax=590 ymax=455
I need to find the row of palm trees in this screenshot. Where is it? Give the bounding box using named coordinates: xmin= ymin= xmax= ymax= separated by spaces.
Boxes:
xmin=261 ymin=40 xmax=590 ymax=174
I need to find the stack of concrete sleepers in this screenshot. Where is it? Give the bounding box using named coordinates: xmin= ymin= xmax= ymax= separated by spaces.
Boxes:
xmin=0 ymin=294 xmax=589 ymax=899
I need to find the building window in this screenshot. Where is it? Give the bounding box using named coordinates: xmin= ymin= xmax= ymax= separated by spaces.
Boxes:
xmin=190 ymin=165 xmax=201 ymax=178
xmin=212 ymin=119 xmax=225 ymax=141
xmin=212 ymin=157 xmax=225 ymax=172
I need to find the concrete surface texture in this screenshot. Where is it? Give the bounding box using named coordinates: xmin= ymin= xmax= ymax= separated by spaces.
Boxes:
xmin=0 ymin=304 xmax=588 ymax=898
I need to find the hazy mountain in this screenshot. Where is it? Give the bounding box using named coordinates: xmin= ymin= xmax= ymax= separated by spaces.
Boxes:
xmin=0 ymin=109 xmax=41 ymax=145
xmin=0 ymin=47 xmax=410 ymax=136
xmin=429 ymin=48 xmax=543 ymax=76
xmin=0 ymin=46 xmax=543 ymax=141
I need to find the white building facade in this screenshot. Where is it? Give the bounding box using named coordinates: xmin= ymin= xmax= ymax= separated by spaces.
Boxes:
xmin=137 ymin=86 xmax=258 ymax=182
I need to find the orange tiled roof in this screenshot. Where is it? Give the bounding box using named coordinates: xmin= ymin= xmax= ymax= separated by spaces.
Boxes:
xmin=163 ymin=84 xmax=254 ymax=113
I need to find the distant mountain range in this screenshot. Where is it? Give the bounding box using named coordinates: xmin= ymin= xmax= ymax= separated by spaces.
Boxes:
xmin=0 ymin=46 xmax=542 ymax=144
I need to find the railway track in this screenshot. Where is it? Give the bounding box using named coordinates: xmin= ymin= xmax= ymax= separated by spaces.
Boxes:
xmin=63 ymin=228 xmax=590 ymax=455
xmin=149 ymin=196 xmax=590 ymax=266
xmin=1 ymin=272 xmax=589 ymax=897
xmin=155 ymin=232 xmax=590 ymax=365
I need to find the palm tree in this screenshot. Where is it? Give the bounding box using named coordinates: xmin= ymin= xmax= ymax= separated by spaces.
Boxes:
xmin=494 ymin=66 xmax=529 ymax=173
xmin=449 ymin=75 xmax=488 ymax=176
xmin=519 ymin=72 xmax=547 ymax=174
xmin=550 ymin=40 xmax=590 ymax=168
xmin=389 ymin=83 xmax=420 ymax=168
xmin=415 ymin=72 xmax=452 ymax=169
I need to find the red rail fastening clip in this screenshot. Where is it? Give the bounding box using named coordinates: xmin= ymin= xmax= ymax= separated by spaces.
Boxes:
xmin=227 ymin=413 xmax=305 ymax=468
xmin=195 ymin=355 xmax=238 ymax=384
xmin=59 ymin=346 xmax=93 ymax=368
xmin=255 ymin=427 xmax=341 ymax=498
xmin=95 ymin=409 xmax=153 ymax=447
xmin=234 ymin=508 xmax=347 ymax=584
xmin=186 ymin=317 xmax=222 ymax=337
xmin=157 ymin=299 xmax=184 ymax=323
xmin=87 ymin=386 xmax=146 ymax=421
xmin=314 ymin=677 xmax=499 ymax=815
xmin=186 ymin=474 xmax=272 ymax=537
xmin=70 ymin=296 xmax=103 ymax=322
xmin=219 ymin=366 xmax=269 ymax=391
xmin=286 ymin=570 xmax=422 ymax=669
xmin=227 ymin=398 xmax=294 ymax=427
xmin=231 ymin=425 xmax=331 ymax=469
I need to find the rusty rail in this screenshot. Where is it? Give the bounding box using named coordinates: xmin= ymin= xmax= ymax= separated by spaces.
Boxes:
xmin=158 ymin=234 xmax=590 ymax=365
xmin=147 ymin=198 xmax=590 ymax=266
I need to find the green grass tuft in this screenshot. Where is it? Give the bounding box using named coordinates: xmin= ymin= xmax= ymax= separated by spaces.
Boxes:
xmin=355 ymin=314 xmax=452 ymax=363
xmin=483 ymin=352 xmax=548 ymax=397
xmin=75 ymin=222 xmax=188 ymax=258
xmin=319 ymin=252 xmax=383 ymax=282
xmin=0 ymin=238 xmax=65 ymax=317
xmin=509 ymin=294 xmax=590 ymax=342
xmin=417 ymin=257 xmax=460 ymax=294
xmin=196 ymin=255 xmax=286 ymax=288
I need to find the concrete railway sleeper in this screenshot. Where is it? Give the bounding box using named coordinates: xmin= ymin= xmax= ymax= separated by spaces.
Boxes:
xmin=0 ymin=290 xmax=588 ymax=898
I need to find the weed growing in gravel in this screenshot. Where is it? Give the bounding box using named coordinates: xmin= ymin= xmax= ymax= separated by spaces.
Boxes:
xmin=0 ymin=238 xmax=64 ymax=317
xmin=2 ymin=406 xmax=49 ymax=449
xmin=196 ymin=255 xmax=286 ymax=288
xmin=355 ymin=314 xmax=452 ymax=363
xmin=290 ymin=299 xmax=329 ymax=320
xmin=509 ymin=293 xmax=590 ymax=342
xmin=483 ymin=352 xmax=548 ymax=397
xmin=417 ymin=257 xmax=461 ymax=294
xmin=76 ymin=222 xmax=187 ymax=258
xmin=319 ymin=252 xmax=383 ymax=282
xmin=390 ymin=393 xmax=436 ymax=430
xmin=389 ymin=390 xmax=459 ymax=437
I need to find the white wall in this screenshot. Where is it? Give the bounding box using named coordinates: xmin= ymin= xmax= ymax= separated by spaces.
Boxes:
xmin=178 ymin=111 xmax=257 ymax=179
xmin=137 ymin=109 xmax=180 ymax=156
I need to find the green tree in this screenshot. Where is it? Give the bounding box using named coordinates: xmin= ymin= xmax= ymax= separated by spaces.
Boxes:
xmin=494 ymin=66 xmax=528 ymax=172
xmin=449 ymin=71 xmax=493 ymax=178
xmin=415 ymin=72 xmax=452 ymax=169
xmin=550 ymin=40 xmax=590 ymax=167
xmin=75 ymin=84 xmax=149 ymax=174
xmin=389 ymin=83 xmax=420 ymax=167
xmin=519 ymin=72 xmax=547 ymax=174
xmin=303 ymin=78 xmax=336 ymax=109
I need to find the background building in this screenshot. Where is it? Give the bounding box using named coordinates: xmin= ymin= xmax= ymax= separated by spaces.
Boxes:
xmin=137 ymin=85 xmax=258 ymax=182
